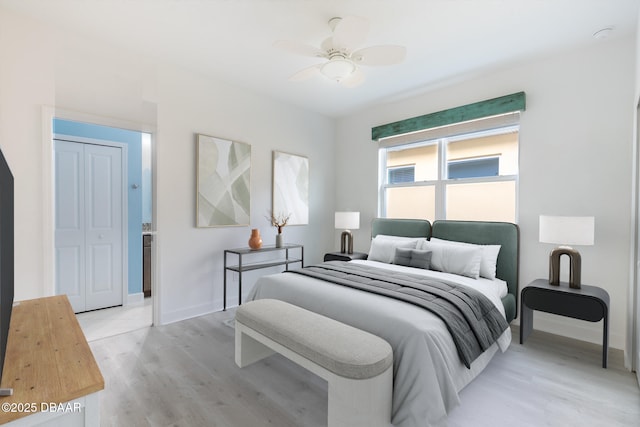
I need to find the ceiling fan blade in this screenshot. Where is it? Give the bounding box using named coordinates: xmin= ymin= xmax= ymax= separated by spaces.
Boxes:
xmin=331 ymin=15 xmax=369 ymax=51
xmin=274 ymin=40 xmax=326 ymax=58
xmin=340 ymin=68 xmax=365 ymax=88
xmin=289 ymin=64 xmax=321 ymax=82
xmin=352 ymin=45 xmax=407 ymax=66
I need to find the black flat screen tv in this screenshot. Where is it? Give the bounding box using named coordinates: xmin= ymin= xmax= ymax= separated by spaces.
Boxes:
xmin=0 ymin=147 xmax=13 ymax=395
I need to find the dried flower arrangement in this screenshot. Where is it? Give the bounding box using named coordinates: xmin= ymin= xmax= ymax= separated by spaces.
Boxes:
xmin=268 ymin=212 xmax=291 ymax=234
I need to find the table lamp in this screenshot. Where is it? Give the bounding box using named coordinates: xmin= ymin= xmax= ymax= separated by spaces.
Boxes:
xmin=335 ymin=212 xmax=360 ymax=254
xmin=539 ymin=215 xmax=595 ymax=289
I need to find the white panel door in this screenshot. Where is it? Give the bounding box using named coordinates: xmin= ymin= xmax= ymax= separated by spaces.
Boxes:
xmin=84 ymin=143 xmax=123 ymax=311
xmin=55 ymin=141 xmax=86 ymax=312
xmin=55 ymin=140 xmax=124 ymax=313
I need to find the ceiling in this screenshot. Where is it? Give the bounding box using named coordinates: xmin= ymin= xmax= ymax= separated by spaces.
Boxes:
xmin=1 ymin=0 xmax=638 ymax=117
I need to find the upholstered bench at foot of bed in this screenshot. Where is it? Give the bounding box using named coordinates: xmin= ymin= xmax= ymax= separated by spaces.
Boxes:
xmin=235 ymin=299 xmax=394 ymax=427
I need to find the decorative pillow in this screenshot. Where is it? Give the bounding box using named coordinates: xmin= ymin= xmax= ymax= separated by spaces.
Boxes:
xmin=393 ymin=248 xmax=432 ymax=270
xmin=429 ymin=238 xmax=501 ymax=280
xmin=419 ymin=240 xmax=482 ymax=279
xmin=368 ymin=236 xmax=419 ymax=264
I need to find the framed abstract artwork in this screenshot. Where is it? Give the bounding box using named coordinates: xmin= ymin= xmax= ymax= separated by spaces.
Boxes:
xmin=272 ymin=151 xmax=309 ymax=225
xmin=196 ymin=134 xmax=251 ymax=227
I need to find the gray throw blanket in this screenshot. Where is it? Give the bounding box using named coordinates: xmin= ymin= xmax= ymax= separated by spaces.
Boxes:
xmin=286 ymin=261 xmax=509 ymax=368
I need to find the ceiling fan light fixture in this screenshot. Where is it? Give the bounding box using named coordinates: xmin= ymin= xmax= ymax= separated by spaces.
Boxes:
xmin=320 ymin=58 xmax=356 ymax=81
xmin=276 ymin=15 xmax=405 ymax=87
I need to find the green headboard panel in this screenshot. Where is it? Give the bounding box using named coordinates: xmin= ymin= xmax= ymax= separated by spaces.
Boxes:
xmin=431 ymin=220 xmax=520 ymax=322
xmin=371 ymin=218 xmax=431 ymax=238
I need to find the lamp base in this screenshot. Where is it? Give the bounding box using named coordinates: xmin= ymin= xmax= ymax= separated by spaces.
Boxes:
xmin=549 ymin=246 xmax=582 ymax=289
xmin=340 ymin=230 xmax=353 ymax=254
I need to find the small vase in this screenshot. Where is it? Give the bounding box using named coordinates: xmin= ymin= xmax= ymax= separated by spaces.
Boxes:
xmin=275 ymin=233 xmax=283 ymax=248
xmin=248 ymin=228 xmax=262 ymax=249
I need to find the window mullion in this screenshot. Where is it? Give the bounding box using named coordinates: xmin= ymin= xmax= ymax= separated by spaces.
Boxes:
xmin=436 ymin=138 xmax=447 ymax=220
xmin=378 ymin=149 xmax=387 ymax=217
xmin=446 ymin=174 xmax=518 ymax=184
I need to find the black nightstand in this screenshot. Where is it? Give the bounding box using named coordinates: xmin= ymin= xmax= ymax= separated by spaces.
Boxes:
xmin=323 ymin=251 xmax=368 ymax=262
xmin=520 ymin=278 xmax=610 ymax=368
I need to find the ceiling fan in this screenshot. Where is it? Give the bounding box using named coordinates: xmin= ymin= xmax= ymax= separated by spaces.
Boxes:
xmin=274 ymin=16 xmax=406 ymax=87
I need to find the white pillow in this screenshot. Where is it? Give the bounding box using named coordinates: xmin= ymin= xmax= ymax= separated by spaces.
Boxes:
xmin=428 ymin=238 xmax=501 ymax=280
xmin=374 ymin=234 xmax=425 ymax=244
xmin=418 ymin=240 xmax=482 ymax=279
xmin=368 ymin=235 xmax=420 ymax=264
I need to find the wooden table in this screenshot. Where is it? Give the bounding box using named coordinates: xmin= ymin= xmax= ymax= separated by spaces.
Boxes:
xmin=0 ymin=295 xmax=104 ymax=425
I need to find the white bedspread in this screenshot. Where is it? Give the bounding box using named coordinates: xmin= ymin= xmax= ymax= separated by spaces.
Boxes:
xmin=246 ymin=260 xmax=511 ymax=427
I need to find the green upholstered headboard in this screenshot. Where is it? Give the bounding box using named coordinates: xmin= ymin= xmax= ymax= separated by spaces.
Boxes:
xmin=371 ymin=218 xmax=431 ymax=238
xmin=431 ymin=220 xmax=519 ymax=323
xmin=370 ymin=218 xmax=519 ymax=323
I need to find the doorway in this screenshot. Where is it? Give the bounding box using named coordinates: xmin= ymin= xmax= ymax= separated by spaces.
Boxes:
xmin=51 ymin=117 xmax=154 ymax=337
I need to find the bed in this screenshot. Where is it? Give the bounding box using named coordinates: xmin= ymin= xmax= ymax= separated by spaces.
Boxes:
xmin=246 ymin=218 xmax=519 ymax=427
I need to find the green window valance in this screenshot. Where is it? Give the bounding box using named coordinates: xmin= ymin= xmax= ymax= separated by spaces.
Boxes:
xmin=371 ymin=91 xmax=526 ymax=141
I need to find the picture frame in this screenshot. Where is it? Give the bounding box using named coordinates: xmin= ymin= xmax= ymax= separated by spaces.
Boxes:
xmin=196 ymin=134 xmax=251 ymax=227
xmin=272 ymin=151 xmax=309 ymax=225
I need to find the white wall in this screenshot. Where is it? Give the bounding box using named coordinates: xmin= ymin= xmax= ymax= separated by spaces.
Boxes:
xmin=155 ymin=64 xmax=335 ymax=323
xmin=0 ymin=8 xmax=336 ymax=324
xmin=631 ymin=8 xmax=640 ymax=376
xmin=0 ymin=10 xmax=55 ymax=298
xmin=336 ymin=35 xmax=636 ymax=353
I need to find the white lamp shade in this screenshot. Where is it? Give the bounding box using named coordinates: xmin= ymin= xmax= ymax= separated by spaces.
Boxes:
xmin=539 ymin=215 xmax=595 ymax=246
xmin=335 ymin=212 xmax=360 ymax=230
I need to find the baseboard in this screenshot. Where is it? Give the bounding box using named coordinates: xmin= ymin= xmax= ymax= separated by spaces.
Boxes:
xmin=160 ymin=301 xmax=217 ymax=325
xmin=126 ymin=292 xmax=145 ymax=306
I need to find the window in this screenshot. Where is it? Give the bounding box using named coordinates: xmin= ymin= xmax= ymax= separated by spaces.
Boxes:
xmin=379 ymin=124 xmax=518 ymax=223
xmin=448 ymin=156 xmax=499 ymax=179
xmin=388 ymin=165 xmax=415 ymax=184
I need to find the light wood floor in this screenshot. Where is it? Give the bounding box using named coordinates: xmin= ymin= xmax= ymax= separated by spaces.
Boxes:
xmin=88 ymin=308 xmax=640 ymax=427
xmin=77 ymin=297 xmax=152 ymax=342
